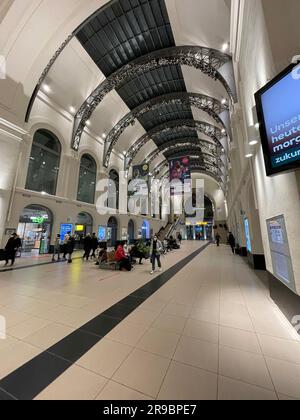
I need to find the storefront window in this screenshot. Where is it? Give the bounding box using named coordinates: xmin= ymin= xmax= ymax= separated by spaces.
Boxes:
xmin=77 ymin=154 xmax=97 ymax=204
xmin=17 ymin=205 xmax=53 ymax=255
xmin=26 ymin=129 xmax=61 ymax=196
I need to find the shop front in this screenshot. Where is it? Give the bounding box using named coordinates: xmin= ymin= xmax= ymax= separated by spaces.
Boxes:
xmin=17 ymin=205 xmax=53 ymax=255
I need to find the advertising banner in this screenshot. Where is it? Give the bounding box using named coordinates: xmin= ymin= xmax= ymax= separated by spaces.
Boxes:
xmin=169 ymin=156 xmax=191 ymax=196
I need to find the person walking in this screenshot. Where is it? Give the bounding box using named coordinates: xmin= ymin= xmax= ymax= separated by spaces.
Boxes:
xmin=82 ymin=233 xmax=92 ymax=261
xmin=90 ymin=233 xmax=99 ymax=259
xmin=150 ymin=235 xmax=163 ymax=275
xmin=52 ymin=234 xmax=61 ymax=262
xmin=215 ymin=232 xmax=221 ymax=247
xmin=177 ymin=232 xmax=182 ymax=244
xmin=228 ymin=232 xmax=236 ymax=254
xmin=66 ymin=234 xmax=75 ymax=263
xmin=4 ymin=233 xmax=22 ymax=266
xmin=62 ymin=232 xmax=71 ymax=260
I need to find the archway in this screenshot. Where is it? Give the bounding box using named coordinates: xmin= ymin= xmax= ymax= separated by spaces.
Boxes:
xmin=128 ymin=220 xmax=135 ymax=244
xmin=107 ymin=217 xmax=118 ymax=247
xmin=75 ymin=212 xmax=93 ymax=248
xmin=17 ymin=205 xmax=53 ymax=255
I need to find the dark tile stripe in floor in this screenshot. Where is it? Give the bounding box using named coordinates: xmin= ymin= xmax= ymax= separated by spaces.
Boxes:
xmin=0 ymin=242 xmax=211 ymax=400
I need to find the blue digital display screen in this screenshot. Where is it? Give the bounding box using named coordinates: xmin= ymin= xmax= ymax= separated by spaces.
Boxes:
xmin=98 ymin=226 xmax=106 ymax=241
xmin=256 ymin=64 xmax=300 ymax=175
xmin=60 ymin=224 xmax=73 ymax=241
xmin=244 ymin=218 xmax=252 ymax=254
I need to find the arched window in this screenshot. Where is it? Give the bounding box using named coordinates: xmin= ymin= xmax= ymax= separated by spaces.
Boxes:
xmin=77 ymin=154 xmax=97 ymax=204
xmin=26 ymin=129 xmax=61 ymax=195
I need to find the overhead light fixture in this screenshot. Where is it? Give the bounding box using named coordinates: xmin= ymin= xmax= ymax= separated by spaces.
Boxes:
xmin=102 ymin=133 xmax=107 ymax=139
xmin=245 ymin=153 xmax=253 ymax=159
xmin=221 ymin=98 xmax=227 ymax=105
xmin=222 ymin=43 xmax=229 ymax=52
xmin=255 ymin=123 xmax=260 ymax=129
xmin=43 ymin=84 xmax=51 ymax=94
xmin=249 ymin=140 xmax=258 ymax=146
xmin=221 ymin=129 xmax=226 ymax=134
xmin=69 ymin=106 xmax=76 ymax=114
xmin=86 ymin=120 xmax=91 ymax=127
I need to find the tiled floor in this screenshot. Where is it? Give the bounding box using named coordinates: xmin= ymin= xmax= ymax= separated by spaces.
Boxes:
xmin=0 ymin=242 xmax=300 ymax=400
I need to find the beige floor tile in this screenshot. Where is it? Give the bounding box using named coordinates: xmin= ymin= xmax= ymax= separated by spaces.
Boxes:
xmin=126 ymin=309 xmax=159 ymax=327
xmin=35 ymin=365 xmax=107 ymax=400
xmin=0 ymin=335 xmax=19 ymax=351
xmin=258 ymin=335 xmax=300 ymax=365
xmin=219 ymin=326 xmax=261 ymax=354
xmin=77 ymin=339 xmax=133 ymax=378
xmin=0 ymin=308 xmax=32 ymax=329
xmin=174 ymin=336 xmax=219 ymax=373
xmin=220 ymin=311 xmax=254 ymax=332
xmin=251 ymin=316 xmax=299 ymax=340
xmin=112 ymin=349 xmax=170 ymax=398
xmin=139 ymin=298 xmax=167 ymax=313
xmin=266 ymin=357 xmax=300 ymax=399
xmin=162 ymin=303 xmax=192 ymax=318
xmin=152 ymin=313 xmax=187 ymax=335
xmin=107 ymin=321 xmax=148 ymax=346
xmin=190 ymin=307 xmax=219 ymax=325
xmin=219 ymin=346 xmax=274 ymax=390
xmin=96 ymin=381 xmax=153 ymax=400
xmin=136 ymin=327 xmax=180 ymax=358
xmin=278 ymin=394 xmax=299 ymax=400
xmin=0 ymin=341 xmax=41 ymax=379
xmin=7 ymin=317 xmax=52 ymax=340
xmin=183 ymin=319 xmax=219 ymax=344
xmin=158 ymin=361 xmax=217 ymax=400
xmin=218 ymin=376 xmax=277 ymax=400
xmin=24 ymin=323 xmax=75 ymax=350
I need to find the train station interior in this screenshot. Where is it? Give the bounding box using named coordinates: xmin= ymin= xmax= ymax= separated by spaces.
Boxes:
xmin=0 ymin=0 xmax=300 ymax=401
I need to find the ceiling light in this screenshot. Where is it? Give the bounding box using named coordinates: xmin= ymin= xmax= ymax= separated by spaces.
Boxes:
xmin=43 ymin=84 xmax=51 ymax=94
xmin=255 ymin=123 xmax=260 ymax=129
xmin=249 ymin=140 xmax=258 ymax=146
xmin=245 ymin=153 xmax=253 ymax=159
xmin=69 ymin=106 xmax=76 ymax=114
xmin=86 ymin=120 xmax=91 ymax=126
xmin=222 ymin=43 xmax=229 ymax=52
xmin=102 ymin=133 xmax=107 ymax=139
xmin=221 ymin=98 xmax=227 ymax=105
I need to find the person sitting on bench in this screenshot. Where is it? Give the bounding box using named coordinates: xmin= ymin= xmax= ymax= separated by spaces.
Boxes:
xmin=115 ymin=242 xmax=132 ymax=271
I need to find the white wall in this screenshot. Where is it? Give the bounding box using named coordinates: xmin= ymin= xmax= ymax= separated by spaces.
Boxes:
xmin=228 ymin=0 xmax=300 ymax=294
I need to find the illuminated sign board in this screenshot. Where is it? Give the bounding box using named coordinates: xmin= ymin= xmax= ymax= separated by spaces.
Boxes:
xmin=244 ymin=218 xmax=252 ymax=253
xmin=98 ymin=226 xmax=106 ymax=241
xmin=255 ymin=63 xmax=300 ymax=175
xmin=75 ymin=225 xmax=85 ymax=232
xmin=267 ymin=215 xmax=296 ymax=292
xmin=60 ymin=224 xmax=73 ymax=241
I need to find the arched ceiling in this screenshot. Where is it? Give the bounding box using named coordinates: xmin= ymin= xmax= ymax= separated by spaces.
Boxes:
xmin=30 ymin=0 xmax=233 ymax=189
